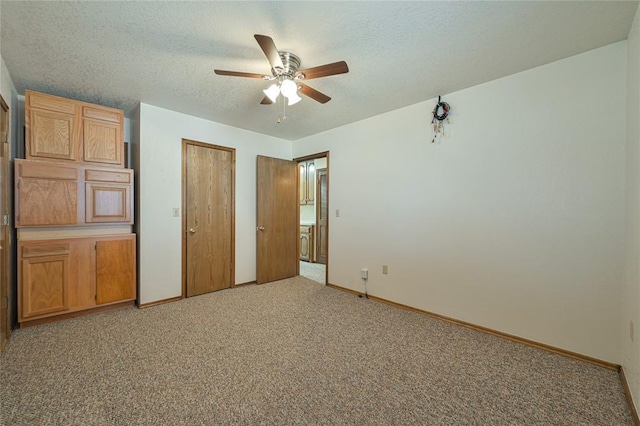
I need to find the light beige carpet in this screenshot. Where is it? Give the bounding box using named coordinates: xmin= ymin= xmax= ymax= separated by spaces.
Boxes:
xmin=0 ymin=276 xmax=633 ymax=425
xmin=300 ymin=261 xmax=325 ymax=284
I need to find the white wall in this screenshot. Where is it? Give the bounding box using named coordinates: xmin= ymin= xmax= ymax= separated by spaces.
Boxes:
xmin=623 ymin=5 xmax=640 ymax=411
xmin=137 ymin=104 xmax=291 ymax=304
xmin=293 ymin=42 xmax=627 ymax=362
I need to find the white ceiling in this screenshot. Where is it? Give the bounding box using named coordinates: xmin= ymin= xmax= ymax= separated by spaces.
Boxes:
xmin=1 ymin=1 xmax=637 ymax=141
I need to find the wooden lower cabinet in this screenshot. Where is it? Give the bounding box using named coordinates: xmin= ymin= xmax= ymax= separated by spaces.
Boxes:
xmin=300 ymin=225 xmax=315 ymax=262
xmin=18 ymin=234 xmax=136 ymax=326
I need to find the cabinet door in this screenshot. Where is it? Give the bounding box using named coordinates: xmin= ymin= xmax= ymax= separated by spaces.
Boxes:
xmin=26 ymin=91 xmax=78 ymax=162
xmin=306 ymin=161 xmax=315 ymax=204
xmin=300 ymin=226 xmax=310 ymax=261
xmin=83 ymin=118 xmax=122 ymax=165
xmin=16 ymin=160 xmax=79 ymax=227
xmin=20 ymin=243 xmax=70 ymax=319
xmin=299 ymin=162 xmax=307 ymax=205
xmin=28 ymin=109 xmax=77 ymax=161
xmin=85 ymin=182 xmax=132 ymax=223
xmin=95 ymin=237 xmax=136 ymax=305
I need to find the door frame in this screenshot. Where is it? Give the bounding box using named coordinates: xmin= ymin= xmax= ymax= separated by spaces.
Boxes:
xmin=294 ymin=151 xmax=329 ymax=285
xmin=0 ymin=95 xmax=9 ymax=351
xmin=181 ymin=138 xmax=236 ymax=298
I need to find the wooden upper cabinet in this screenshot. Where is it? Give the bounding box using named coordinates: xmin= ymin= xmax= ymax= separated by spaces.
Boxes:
xmin=25 ymin=91 xmax=125 ymax=168
xmin=299 ymin=160 xmax=315 ymax=205
xmin=15 ymin=159 xmax=134 ymax=227
xmin=299 ymin=162 xmax=307 ymax=204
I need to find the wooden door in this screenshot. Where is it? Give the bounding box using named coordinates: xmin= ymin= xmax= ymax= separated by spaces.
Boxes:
xmin=0 ymin=96 xmax=9 ymax=350
xmin=96 ymin=237 xmax=136 ymax=305
xmin=316 ymin=168 xmax=328 ymax=264
xmin=256 ymin=155 xmax=298 ymax=284
xmin=184 ymin=141 xmax=235 ymax=297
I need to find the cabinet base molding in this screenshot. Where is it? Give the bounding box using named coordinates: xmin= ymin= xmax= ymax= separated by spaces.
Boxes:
xmin=19 ymin=300 xmax=134 ymax=328
xmin=326 ymin=282 xmax=620 ymax=371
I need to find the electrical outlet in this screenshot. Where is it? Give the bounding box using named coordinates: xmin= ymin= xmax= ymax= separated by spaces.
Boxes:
xmin=335 ymin=209 xmax=340 ymax=217
xmin=382 ymin=265 xmax=388 ymax=275
xmin=631 ymin=320 xmax=635 ymax=342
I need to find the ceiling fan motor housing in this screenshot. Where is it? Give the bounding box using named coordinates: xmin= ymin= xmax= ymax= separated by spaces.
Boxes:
xmin=275 ymin=52 xmax=303 ymax=80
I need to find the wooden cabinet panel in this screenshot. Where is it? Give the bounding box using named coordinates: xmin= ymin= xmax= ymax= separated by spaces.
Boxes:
xmin=25 ymin=90 xmax=124 ymax=167
xmin=83 ymin=106 xmax=120 ymax=123
xmin=306 ymin=161 xmax=315 ymax=204
xmin=16 ymin=159 xmax=133 ymax=227
xmin=18 ymin=235 xmax=136 ymax=325
xmin=300 ymin=225 xmax=314 ymax=262
xmin=85 ymin=168 xmax=131 ymax=183
xmin=85 ymin=183 xmax=131 ymax=223
xmin=18 ymin=179 xmax=78 ymax=226
xmin=299 ymin=160 xmax=315 ymax=205
xmin=96 ymin=238 xmax=135 ymax=305
xmin=299 ymin=163 xmax=307 ymax=204
xmin=16 ymin=160 xmax=79 ymax=227
xmin=18 ymin=243 xmax=69 ymax=318
xmin=28 ymin=91 xmax=76 ymax=114
xmin=29 ymin=109 xmax=77 ymax=161
xmin=83 ymin=118 xmax=122 ymax=165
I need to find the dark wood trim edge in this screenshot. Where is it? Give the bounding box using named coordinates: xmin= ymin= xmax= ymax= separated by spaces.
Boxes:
xmin=293 ymin=151 xmax=330 ymax=163
xmin=326 ymin=282 xmax=620 ymax=371
xmin=620 ymin=367 xmax=640 ymax=425
xmin=19 ymin=301 xmax=135 ymax=328
xmin=234 ymin=281 xmax=256 ymax=287
xmin=138 ymin=295 xmax=183 ymax=309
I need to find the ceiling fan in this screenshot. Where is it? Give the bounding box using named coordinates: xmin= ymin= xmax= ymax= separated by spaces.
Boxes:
xmin=214 ymin=34 xmax=349 ymax=106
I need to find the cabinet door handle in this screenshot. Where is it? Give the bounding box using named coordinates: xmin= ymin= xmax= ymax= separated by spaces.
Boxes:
xmin=257 ymin=226 xmax=265 ymax=231
xmin=189 ymin=228 xmax=196 ymax=234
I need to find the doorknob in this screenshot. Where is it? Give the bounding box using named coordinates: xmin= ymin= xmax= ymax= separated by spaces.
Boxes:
xmin=189 ymin=228 xmax=196 ymax=234
xmin=257 ymin=226 xmax=265 ymax=231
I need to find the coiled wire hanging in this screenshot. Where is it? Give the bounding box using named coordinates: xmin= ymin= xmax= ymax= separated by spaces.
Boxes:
xmin=431 ymin=96 xmax=451 ymax=143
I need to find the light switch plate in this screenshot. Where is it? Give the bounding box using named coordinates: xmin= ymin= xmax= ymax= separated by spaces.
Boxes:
xmin=172 ymin=208 xmax=180 ymax=217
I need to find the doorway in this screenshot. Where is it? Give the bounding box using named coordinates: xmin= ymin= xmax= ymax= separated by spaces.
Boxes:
xmin=182 ymin=139 xmax=235 ymax=297
xmin=296 ymin=152 xmax=328 ymax=285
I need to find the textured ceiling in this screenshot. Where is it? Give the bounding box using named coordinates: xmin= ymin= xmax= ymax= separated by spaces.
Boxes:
xmin=1 ymin=1 xmax=638 ymax=141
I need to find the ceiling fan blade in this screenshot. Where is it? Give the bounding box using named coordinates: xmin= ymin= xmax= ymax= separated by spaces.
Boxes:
xmin=254 ymin=34 xmax=284 ymax=71
xmin=260 ymin=96 xmax=273 ymax=105
xmin=296 ymin=61 xmax=349 ymax=80
xmin=298 ymin=83 xmax=331 ymax=104
xmin=214 ymin=70 xmax=267 ymax=79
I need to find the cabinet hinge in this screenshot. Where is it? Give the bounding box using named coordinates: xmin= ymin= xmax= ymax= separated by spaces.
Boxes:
xmin=2 ymin=215 xmax=8 ymax=226
xmin=16 ymin=181 xmax=20 ymax=189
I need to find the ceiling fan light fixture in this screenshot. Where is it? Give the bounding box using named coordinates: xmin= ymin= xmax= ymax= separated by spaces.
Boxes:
xmin=280 ymin=79 xmax=298 ymax=98
xmin=287 ymin=92 xmax=302 ymax=106
xmin=263 ymin=83 xmax=280 ymax=103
